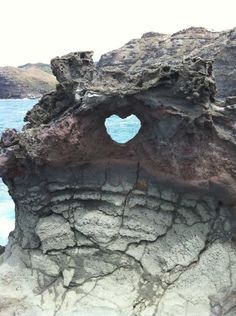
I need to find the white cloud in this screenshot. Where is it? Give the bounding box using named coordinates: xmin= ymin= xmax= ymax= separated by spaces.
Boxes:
xmin=0 ymin=0 xmax=235 ymax=66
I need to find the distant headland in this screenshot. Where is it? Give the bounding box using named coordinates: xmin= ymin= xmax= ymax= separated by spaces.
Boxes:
xmin=0 ymin=63 xmax=57 ymax=99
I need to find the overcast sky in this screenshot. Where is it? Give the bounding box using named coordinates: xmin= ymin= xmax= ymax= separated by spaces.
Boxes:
xmin=0 ymin=0 xmax=236 ymax=66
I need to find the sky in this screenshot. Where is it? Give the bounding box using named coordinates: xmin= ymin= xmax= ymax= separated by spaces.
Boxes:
xmin=0 ymin=0 xmax=236 ymax=66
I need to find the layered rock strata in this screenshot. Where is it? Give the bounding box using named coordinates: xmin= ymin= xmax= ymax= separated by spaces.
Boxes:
xmin=0 ymin=42 xmax=236 ymax=315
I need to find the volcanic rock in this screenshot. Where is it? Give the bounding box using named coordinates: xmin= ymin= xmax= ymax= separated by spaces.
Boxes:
xmin=0 ymin=246 xmax=4 ymax=255
xmin=0 ymin=27 xmax=236 ymax=316
xmin=99 ymin=27 xmax=236 ymax=99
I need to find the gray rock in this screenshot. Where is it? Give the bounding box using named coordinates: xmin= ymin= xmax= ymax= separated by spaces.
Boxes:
xmin=31 ymin=250 xmax=60 ymax=277
xmin=35 ymin=214 xmax=76 ymax=253
xmin=99 ymin=27 xmax=236 ymax=98
xmin=74 ymin=209 xmax=121 ymax=244
xmin=0 ymin=245 xmax=5 ymax=255
xmin=0 ymin=27 xmax=236 ymax=316
xmin=161 ymin=190 xmax=179 ymax=203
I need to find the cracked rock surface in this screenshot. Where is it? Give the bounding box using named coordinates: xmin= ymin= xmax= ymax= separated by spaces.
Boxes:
xmin=0 ymin=27 xmax=236 ymax=315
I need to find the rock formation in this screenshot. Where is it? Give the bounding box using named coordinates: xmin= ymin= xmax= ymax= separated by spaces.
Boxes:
xmin=0 ymin=28 xmax=236 ymax=315
xmin=0 ymin=63 xmax=56 ymax=99
xmin=99 ymin=27 xmax=236 ymax=99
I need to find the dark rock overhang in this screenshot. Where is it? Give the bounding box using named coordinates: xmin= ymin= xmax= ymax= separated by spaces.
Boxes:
xmin=0 ymin=52 xmax=236 ymax=208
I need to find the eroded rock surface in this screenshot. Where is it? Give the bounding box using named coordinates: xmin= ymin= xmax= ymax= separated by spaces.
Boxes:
xmin=0 ymin=28 xmax=236 ymax=316
xmin=99 ymin=27 xmax=236 ymax=99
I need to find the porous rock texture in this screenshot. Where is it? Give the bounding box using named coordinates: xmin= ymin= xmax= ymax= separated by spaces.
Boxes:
xmin=99 ymin=27 xmax=236 ymax=99
xmin=0 ymin=27 xmax=236 ymax=316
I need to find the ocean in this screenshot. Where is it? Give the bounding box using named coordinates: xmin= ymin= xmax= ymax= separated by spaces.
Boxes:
xmin=0 ymin=99 xmax=37 ymax=245
xmin=0 ymin=99 xmax=141 ymax=245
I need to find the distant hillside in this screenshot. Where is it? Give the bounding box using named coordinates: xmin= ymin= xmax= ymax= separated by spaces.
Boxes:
xmin=0 ymin=63 xmax=57 ymax=99
xmin=18 ymin=63 xmax=52 ymax=74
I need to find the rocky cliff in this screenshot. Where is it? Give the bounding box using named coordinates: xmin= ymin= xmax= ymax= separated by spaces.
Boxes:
xmin=99 ymin=27 xmax=236 ymax=99
xmin=0 ymin=63 xmax=57 ymax=99
xmin=0 ymin=28 xmax=236 ymax=316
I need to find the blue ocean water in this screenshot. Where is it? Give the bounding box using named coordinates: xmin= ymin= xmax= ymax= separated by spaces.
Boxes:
xmin=0 ymin=100 xmax=141 ymax=245
xmin=105 ymin=114 xmax=141 ymax=144
xmin=0 ymin=99 xmax=37 ymax=245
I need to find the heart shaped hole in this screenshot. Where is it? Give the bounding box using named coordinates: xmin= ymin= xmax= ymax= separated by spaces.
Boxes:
xmin=105 ymin=114 xmax=141 ymax=144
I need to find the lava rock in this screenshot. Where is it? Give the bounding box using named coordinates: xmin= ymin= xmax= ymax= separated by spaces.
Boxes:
xmin=0 ymin=28 xmax=236 ymax=316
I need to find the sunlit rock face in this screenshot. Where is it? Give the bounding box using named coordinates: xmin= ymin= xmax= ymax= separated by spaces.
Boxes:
xmin=98 ymin=27 xmax=236 ymax=99
xmin=0 ymin=28 xmax=236 ymax=316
